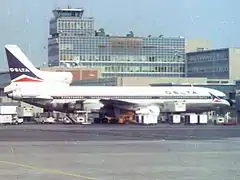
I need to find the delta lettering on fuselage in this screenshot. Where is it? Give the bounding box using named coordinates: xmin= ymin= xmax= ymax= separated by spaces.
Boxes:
xmin=9 ymin=68 xmax=30 ymax=72
xmin=165 ymin=90 xmax=198 ymax=95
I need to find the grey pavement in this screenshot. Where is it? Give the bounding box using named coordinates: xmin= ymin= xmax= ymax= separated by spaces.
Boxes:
xmin=0 ymin=124 xmax=240 ymax=141
xmin=0 ymin=140 xmax=239 ymax=180
xmin=0 ymin=124 xmax=239 ymax=179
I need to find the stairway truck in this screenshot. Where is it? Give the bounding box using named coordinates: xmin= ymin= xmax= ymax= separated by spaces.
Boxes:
xmin=198 ymin=114 xmax=208 ymax=124
xmin=185 ymin=113 xmax=198 ymax=125
xmin=169 ymin=114 xmax=181 ymax=124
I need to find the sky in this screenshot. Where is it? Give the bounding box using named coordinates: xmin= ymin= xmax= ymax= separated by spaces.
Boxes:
xmin=0 ymin=0 xmax=240 ymax=70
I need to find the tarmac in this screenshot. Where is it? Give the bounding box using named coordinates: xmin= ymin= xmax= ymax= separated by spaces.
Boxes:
xmin=0 ymin=124 xmax=240 ymax=141
xmin=0 ymin=124 xmax=240 ymax=179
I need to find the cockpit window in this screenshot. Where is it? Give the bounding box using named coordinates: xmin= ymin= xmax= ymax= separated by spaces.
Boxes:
xmin=218 ymin=96 xmax=226 ymax=100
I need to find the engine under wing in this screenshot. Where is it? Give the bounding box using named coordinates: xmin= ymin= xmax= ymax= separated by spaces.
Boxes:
xmin=100 ymin=99 xmax=138 ymax=110
xmin=100 ymin=99 xmax=160 ymax=114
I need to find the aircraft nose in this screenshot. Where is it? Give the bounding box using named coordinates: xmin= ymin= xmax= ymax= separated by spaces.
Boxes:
xmin=6 ymin=92 xmax=13 ymax=98
xmin=226 ymin=99 xmax=234 ymax=106
xmin=223 ymin=99 xmax=231 ymax=106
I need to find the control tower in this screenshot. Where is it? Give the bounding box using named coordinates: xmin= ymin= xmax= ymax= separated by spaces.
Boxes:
xmin=52 ymin=7 xmax=84 ymax=18
xmin=49 ymin=7 xmax=94 ymax=37
xmin=48 ymin=7 xmax=95 ymax=67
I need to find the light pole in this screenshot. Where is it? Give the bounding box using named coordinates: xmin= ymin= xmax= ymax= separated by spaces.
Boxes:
xmin=43 ymin=46 xmax=48 ymax=67
xmin=24 ymin=18 xmax=31 ymax=58
xmin=178 ymin=54 xmax=182 ymax=78
xmin=174 ymin=51 xmax=182 ymax=78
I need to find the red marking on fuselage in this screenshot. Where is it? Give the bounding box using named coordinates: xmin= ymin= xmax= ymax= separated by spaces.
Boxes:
xmin=213 ymin=98 xmax=221 ymax=102
xmin=13 ymin=77 xmax=42 ymax=82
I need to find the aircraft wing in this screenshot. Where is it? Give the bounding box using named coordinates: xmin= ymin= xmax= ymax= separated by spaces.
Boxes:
xmin=99 ymin=98 xmax=161 ymax=115
xmin=99 ymin=99 xmax=145 ymax=111
xmin=100 ymin=99 xmax=136 ymax=106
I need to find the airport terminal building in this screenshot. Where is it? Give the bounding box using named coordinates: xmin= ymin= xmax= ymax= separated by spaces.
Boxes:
xmin=186 ymin=48 xmax=240 ymax=80
xmin=48 ymin=8 xmax=186 ymax=78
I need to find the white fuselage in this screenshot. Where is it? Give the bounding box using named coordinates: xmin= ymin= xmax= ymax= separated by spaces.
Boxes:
xmin=4 ymin=82 xmax=230 ymax=113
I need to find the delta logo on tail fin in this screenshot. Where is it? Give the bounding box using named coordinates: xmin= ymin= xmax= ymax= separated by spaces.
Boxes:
xmin=5 ymin=45 xmax=43 ymax=83
xmin=209 ymin=92 xmax=221 ymax=102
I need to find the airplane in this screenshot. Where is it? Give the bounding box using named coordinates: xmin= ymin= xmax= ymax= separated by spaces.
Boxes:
xmin=3 ymin=44 xmax=233 ymax=120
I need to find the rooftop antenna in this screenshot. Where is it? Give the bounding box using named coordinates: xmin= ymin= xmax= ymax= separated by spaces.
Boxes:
xmin=53 ymin=0 xmax=57 ymax=9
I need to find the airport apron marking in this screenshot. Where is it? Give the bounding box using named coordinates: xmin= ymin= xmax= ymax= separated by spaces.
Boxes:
xmin=0 ymin=160 xmax=96 ymax=180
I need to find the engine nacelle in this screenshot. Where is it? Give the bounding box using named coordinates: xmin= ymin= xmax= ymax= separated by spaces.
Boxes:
xmin=147 ymin=105 xmax=160 ymax=115
xmin=42 ymin=72 xmax=73 ymax=84
xmin=63 ymin=102 xmax=76 ymax=112
xmin=136 ymin=105 xmax=160 ymax=115
xmin=6 ymin=89 xmax=22 ymax=99
xmin=83 ymin=100 xmax=104 ymax=111
xmin=53 ymin=72 xmax=73 ymax=84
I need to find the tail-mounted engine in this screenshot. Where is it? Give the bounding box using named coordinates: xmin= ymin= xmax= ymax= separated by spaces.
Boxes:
xmin=6 ymin=88 xmax=22 ymax=99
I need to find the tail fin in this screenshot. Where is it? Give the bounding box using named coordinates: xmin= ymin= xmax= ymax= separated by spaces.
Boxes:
xmin=5 ymin=45 xmax=43 ymax=82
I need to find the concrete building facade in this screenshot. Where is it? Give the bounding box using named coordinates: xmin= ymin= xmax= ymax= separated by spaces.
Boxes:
xmin=185 ymin=39 xmax=211 ymax=53
xmin=71 ymin=77 xmax=208 ymax=86
xmin=40 ymin=67 xmax=101 ymax=81
xmin=48 ymin=8 xmax=186 ymax=78
xmin=186 ymin=48 xmax=240 ymax=80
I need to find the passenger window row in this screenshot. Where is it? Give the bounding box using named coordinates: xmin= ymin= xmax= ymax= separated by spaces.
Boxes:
xmin=53 ymin=95 xmax=211 ymax=99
